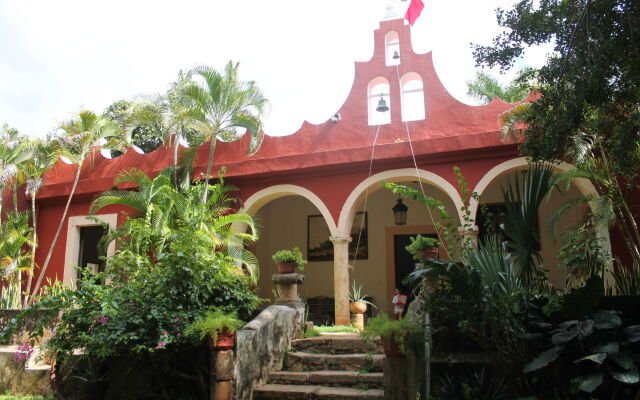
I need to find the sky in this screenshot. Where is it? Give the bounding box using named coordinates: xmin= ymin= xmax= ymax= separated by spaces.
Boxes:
xmin=0 ymin=0 xmax=549 ymax=139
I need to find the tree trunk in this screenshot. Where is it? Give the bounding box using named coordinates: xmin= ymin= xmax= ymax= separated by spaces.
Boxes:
xmin=24 ymin=192 xmax=37 ymax=307
xmin=12 ymin=181 xmax=18 ymax=212
xmin=201 ymin=137 xmax=217 ymax=204
xmin=30 ymin=164 xmax=82 ymax=302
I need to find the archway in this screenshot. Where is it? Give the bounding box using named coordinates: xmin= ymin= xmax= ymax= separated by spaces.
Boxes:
xmin=471 ymin=157 xmax=612 ymax=288
xmin=240 ymin=185 xmax=337 ymax=318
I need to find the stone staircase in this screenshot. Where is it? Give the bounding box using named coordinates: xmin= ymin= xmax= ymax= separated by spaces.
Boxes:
xmin=254 ymin=333 xmax=385 ymax=399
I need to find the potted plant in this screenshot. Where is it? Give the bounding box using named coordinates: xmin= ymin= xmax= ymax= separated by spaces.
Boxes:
xmin=348 ymin=282 xmax=376 ymax=314
xmin=362 ymin=314 xmax=415 ymax=358
xmin=272 ymin=247 xmax=307 ymax=274
xmin=405 ymin=234 xmax=441 ymax=260
xmin=186 ymin=310 xmax=244 ymax=350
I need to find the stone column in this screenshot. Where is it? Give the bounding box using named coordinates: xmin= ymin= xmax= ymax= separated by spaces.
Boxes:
xmin=330 ymin=236 xmax=351 ymax=326
xmin=458 ymin=225 xmax=479 ymax=248
xmin=211 ymin=350 xmax=235 ymax=400
xmin=272 ymin=273 xmax=305 ymax=308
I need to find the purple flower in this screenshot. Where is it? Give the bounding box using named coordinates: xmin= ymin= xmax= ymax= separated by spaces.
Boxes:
xmin=162 ymin=330 xmax=168 ymax=335
xmin=156 ymin=342 xmax=167 ymax=349
xmin=176 ymin=333 xmax=182 ymax=337
xmin=14 ymin=342 xmax=34 ymax=364
xmin=173 ymin=317 xmax=181 ymax=322
xmin=94 ymin=315 xmax=109 ymax=324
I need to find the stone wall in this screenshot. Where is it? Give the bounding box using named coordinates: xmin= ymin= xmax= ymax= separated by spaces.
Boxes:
xmin=0 ymin=309 xmax=57 ymax=345
xmin=234 ymin=304 xmax=304 ymax=400
xmin=0 ymin=346 xmax=53 ymax=397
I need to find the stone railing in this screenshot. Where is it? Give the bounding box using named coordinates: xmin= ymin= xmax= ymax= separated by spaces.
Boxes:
xmin=233 ymin=272 xmax=305 ymax=400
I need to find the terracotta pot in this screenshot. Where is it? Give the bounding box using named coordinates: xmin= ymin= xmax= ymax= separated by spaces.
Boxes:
xmin=277 ymin=262 xmax=296 ymax=274
xmin=382 ymin=334 xmax=405 ymax=358
xmin=349 ymin=301 xmax=367 ymax=314
xmin=416 ymin=247 xmax=439 ymax=259
xmin=208 ymin=329 xmax=236 ymax=350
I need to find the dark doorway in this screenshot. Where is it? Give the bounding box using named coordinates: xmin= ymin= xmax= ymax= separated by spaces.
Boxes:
xmin=77 ymin=225 xmax=106 ymax=279
xmin=393 ymin=233 xmax=437 ymax=300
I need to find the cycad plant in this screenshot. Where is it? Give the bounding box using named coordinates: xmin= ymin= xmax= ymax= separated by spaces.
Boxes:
xmin=30 ymin=111 xmax=116 ymax=301
xmin=500 ymin=163 xmax=556 ymax=288
xmin=181 ymin=61 xmax=268 ymax=203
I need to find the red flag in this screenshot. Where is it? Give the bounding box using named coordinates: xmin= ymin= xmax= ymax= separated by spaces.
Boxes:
xmin=404 ymin=0 xmax=424 ymax=26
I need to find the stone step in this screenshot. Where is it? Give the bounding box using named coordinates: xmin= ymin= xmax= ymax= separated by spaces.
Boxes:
xmin=285 ymin=352 xmax=383 ymax=372
xmin=269 ymin=370 xmax=383 ymax=388
xmin=292 ymin=334 xmax=383 ymax=355
xmin=254 ymin=384 xmax=384 ymax=399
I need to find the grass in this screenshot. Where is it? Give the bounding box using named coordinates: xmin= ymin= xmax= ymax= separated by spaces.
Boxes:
xmin=314 ymin=325 xmax=361 ymax=334
xmin=0 ymin=395 xmax=56 ymax=400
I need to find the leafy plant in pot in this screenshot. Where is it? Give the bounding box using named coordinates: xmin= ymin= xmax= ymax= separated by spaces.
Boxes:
xmin=362 ymin=314 xmax=415 ymax=358
xmin=186 ymin=310 xmax=244 ymax=350
xmin=349 ymin=282 xmax=376 ymax=314
xmin=272 ymin=247 xmax=307 ymax=274
xmin=406 ymin=235 xmax=441 ymax=261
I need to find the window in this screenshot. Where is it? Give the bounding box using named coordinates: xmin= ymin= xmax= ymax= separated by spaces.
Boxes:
xmin=385 ymin=31 xmax=401 ymax=66
xmin=401 ymin=72 xmax=425 ymax=121
xmin=368 ymin=77 xmax=391 ymax=126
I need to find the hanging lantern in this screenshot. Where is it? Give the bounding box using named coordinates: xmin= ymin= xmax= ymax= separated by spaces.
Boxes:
xmin=392 ymin=198 xmax=408 ymax=225
xmin=376 ymin=94 xmax=389 ymax=112
xmin=393 ymin=50 xmax=400 ymax=60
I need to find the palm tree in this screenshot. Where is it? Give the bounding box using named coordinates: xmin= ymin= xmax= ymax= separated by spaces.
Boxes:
xmin=29 ymin=111 xmax=115 ymax=301
xmin=0 ymin=124 xmax=32 ymax=224
xmin=181 ymin=61 xmax=268 ymax=203
xmin=466 ymin=71 xmax=530 ymax=105
xmin=21 ymin=138 xmax=60 ymax=306
xmin=90 ymin=167 xmax=260 ymax=282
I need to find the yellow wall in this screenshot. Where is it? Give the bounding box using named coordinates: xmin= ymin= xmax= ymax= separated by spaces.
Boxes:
xmin=253 ymin=182 xmax=459 ymax=314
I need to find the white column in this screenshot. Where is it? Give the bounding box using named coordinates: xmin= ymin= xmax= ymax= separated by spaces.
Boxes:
xmin=330 ymin=235 xmax=352 ymax=326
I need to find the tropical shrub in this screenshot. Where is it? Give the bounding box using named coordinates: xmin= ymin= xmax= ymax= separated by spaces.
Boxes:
xmin=185 ymin=309 xmax=244 ymax=343
xmin=520 ymin=309 xmax=640 ymax=399
xmin=272 ymin=247 xmax=307 ymax=270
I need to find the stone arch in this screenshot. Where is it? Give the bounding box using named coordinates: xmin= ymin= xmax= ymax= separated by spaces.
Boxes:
xmin=471 ymin=157 xmax=613 ymax=279
xmin=240 ymin=184 xmax=337 ymax=236
xmin=337 ymin=168 xmax=465 ymax=236
xmin=470 ymin=157 xmax=599 ymax=218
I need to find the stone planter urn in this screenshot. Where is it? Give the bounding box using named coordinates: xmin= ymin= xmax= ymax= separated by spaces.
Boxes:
xmin=276 ymin=262 xmax=297 ymax=274
xmin=349 ymin=301 xmax=368 ymax=314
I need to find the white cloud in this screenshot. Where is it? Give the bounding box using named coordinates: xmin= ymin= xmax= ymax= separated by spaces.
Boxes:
xmin=0 ymin=0 xmax=548 ymax=138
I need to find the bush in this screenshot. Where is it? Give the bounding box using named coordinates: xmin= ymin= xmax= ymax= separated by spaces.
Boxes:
xmin=186 ymin=309 xmax=244 ymax=342
xmin=272 ymin=247 xmax=307 ymax=270
xmin=405 ymin=234 xmax=440 ymax=254
xmin=38 ymin=228 xmax=259 ymax=360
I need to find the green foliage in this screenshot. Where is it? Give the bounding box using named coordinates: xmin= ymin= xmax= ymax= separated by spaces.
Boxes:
xmin=474 ymin=0 xmax=640 ymax=176
xmin=0 ymin=279 xmax=21 ymax=309
xmin=35 ymin=233 xmax=258 ymax=359
xmin=466 ymin=70 xmax=530 ymax=105
xmin=500 ymin=163 xmax=556 ymax=288
xmin=314 ymin=325 xmax=360 ymax=334
xmin=102 ymin=100 xmax=164 ymax=154
xmin=521 ymin=309 xmax=640 ymax=398
xmin=612 ymin=261 xmax=640 ymax=296
xmin=0 ymin=396 xmax=56 ymax=400
xmin=0 ymin=211 xmax=33 ymax=284
xmin=185 ymin=309 xmax=244 ymax=342
xmin=558 ymin=221 xmax=610 ymax=290
xmin=362 ymin=314 xmax=414 ymax=341
xmin=405 ymin=235 xmax=441 ymax=254
xmin=91 ymin=166 xmax=260 ymax=283
xmin=272 ymin=247 xmax=307 ymax=270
